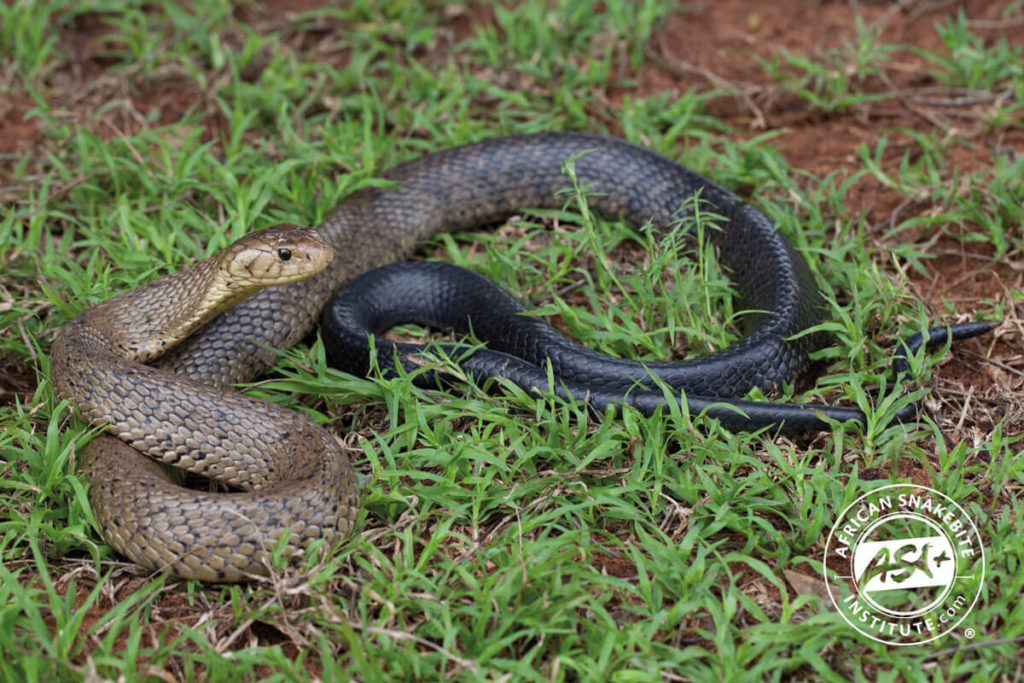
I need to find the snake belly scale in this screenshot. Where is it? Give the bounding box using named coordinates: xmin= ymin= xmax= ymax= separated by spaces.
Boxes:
xmin=51 ymin=133 xmax=821 ymax=581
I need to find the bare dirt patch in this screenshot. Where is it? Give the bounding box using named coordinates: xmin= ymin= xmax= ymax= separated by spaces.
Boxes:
xmin=0 ymin=354 xmax=36 ymax=408
xmin=0 ymin=98 xmax=40 ymax=157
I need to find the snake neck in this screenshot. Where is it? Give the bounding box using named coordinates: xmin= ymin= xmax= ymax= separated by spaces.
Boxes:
xmin=70 ymin=257 xmax=241 ymax=365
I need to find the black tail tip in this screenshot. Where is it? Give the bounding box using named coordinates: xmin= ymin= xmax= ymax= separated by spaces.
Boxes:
xmin=952 ymin=320 xmax=1000 ymax=340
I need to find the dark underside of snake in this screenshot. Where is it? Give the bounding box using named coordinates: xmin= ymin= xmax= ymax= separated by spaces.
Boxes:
xmin=321 ymin=262 xmax=992 ymax=431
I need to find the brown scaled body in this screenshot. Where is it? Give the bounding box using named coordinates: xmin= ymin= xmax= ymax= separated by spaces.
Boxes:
xmin=52 ymin=227 xmax=360 ymax=581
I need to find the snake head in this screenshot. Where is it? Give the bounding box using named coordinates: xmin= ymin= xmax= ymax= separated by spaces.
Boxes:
xmin=220 ymin=225 xmax=334 ymax=290
xmin=191 ymin=225 xmax=335 ymax=322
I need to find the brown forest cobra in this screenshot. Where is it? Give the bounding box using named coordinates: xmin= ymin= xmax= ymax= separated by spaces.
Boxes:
xmin=51 ymin=133 xmax=989 ymax=581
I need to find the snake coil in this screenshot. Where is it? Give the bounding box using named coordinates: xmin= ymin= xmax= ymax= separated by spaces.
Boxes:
xmin=51 ymin=133 xmax=991 ymax=580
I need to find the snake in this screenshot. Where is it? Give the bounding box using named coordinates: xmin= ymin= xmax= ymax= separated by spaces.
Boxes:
xmin=50 ymin=132 xmax=992 ymax=581
xmin=321 ymin=262 xmax=994 ymax=430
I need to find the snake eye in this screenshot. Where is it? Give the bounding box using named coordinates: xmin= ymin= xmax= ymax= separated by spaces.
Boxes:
xmin=277 ymin=248 xmax=292 ymax=261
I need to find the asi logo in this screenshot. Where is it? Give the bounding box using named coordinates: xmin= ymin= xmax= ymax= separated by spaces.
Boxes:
xmin=823 ymin=484 xmax=985 ymax=645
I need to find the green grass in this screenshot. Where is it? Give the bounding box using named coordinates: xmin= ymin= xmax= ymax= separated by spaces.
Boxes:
xmin=1 ymin=0 xmax=1022 ymax=680
xmin=922 ymin=9 xmax=1024 ymax=91
xmin=759 ymin=16 xmax=896 ymax=114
